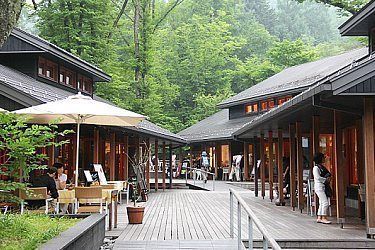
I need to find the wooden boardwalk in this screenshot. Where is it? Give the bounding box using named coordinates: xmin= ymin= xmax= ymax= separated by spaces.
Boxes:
xmin=113 ymin=181 xmax=368 ymax=249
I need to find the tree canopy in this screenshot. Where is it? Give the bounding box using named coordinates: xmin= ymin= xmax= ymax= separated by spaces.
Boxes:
xmin=10 ymin=0 xmax=368 ymax=132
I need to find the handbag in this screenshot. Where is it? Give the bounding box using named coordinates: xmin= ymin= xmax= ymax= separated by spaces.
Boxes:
xmin=317 ymin=164 xmax=332 ymax=197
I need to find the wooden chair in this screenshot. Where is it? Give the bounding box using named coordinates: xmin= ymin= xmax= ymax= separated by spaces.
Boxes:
xmin=74 ymin=186 xmax=106 ymax=214
xmin=100 ymin=184 xmax=116 ymax=190
xmin=56 ymin=190 xmax=76 ymax=214
xmin=19 ymin=187 xmax=50 ymax=214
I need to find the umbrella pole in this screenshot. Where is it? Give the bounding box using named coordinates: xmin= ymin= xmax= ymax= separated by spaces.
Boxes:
xmin=75 ymin=119 xmax=81 ymax=186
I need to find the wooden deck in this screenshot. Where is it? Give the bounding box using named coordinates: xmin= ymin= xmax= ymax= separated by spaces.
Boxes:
xmin=113 ymin=181 xmax=369 ymax=249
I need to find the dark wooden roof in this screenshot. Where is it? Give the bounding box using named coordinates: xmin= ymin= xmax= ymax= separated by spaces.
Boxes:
xmin=0 ymin=28 xmax=111 ymax=82
xmin=234 ymin=51 xmax=375 ymax=137
xmin=339 ymin=0 xmax=375 ymax=36
xmin=0 ymin=63 xmax=184 ymax=144
xmin=218 ymin=48 xmax=367 ymax=109
xmin=178 ymin=109 xmax=259 ymax=143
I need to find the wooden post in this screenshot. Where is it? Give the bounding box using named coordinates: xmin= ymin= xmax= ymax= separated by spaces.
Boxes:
xmin=296 ymin=122 xmax=304 ymax=211
xmin=312 ymin=116 xmax=320 ymax=156
xmin=124 ymin=135 xmax=129 ymax=181
xmin=145 ymin=138 xmax=150 ymax=190
xmin=228 ymin=142 xmax=232 ymax=175
xmin=109 ymin=132 xmax=116 ymax=181
xmin=169 ymin=144 xmax=173 ymax=189
xmin=72 ymin=131 xmax=77 ymax=182
xmin=254 ymin=136 xmax=259 ymax=197
xmin=277 ymin=129 xmax=284 ymax=205
xmin=94 ymin=128 xmax=100 ymax=164
xmin=268 ymin=131 xmax=274 ymax=201
xmin=162 ymin=142 xmax=166 ymax=191
xmin=243 ymin=142 xmax=249 ymax=181
xmin=155 ymin=140 xmax=159 ymax=191
xmin=364 ymin=98 xmax=375 ymax=237
xmin=215 ymin=142 xmax=221 ymax=178
xmin=289 ymin=124 xmax=297 ymax=210
xmin=189 ymin=146 xmax=193 ymax=178
xmin=260 ymin=133 xmax=265 ymax=199
xmin=334 ymin=110 xmax=345 ymax=226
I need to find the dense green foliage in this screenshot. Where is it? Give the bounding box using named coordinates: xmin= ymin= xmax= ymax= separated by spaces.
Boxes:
xmin=0 ymin=214 xmax=79 ymax=250
xmin=0 ymin=112 xmax=70 ymax=203
xmin=18 ymin=0 xmax=366 ymax=132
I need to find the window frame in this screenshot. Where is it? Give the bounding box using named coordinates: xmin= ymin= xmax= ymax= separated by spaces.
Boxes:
xmin=38 ymin=57 xmax=58 ymax=82
xmin=59 ymin=66 xmax=77 ymax=89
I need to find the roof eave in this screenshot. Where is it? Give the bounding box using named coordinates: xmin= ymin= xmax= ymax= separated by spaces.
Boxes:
xmin=339 ymin=1 xmax=375 ymax=36
xmin=11 ymin=28 xmax=112 ymax=82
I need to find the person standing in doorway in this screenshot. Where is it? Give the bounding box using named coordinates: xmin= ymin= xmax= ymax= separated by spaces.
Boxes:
xmin=313 ymin=152 xmax=332 ymax=224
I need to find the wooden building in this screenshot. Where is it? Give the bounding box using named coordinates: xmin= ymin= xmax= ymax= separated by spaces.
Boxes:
xmin=179 ymin=1 xmax=375 ymax=238
xmin=0 ymin=28 xmax=186 ymax=189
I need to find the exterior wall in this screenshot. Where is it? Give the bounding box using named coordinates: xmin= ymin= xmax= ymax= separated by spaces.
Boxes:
xmin=0 ymin=53 xmax=37 ymax=78
xmin=229 ymin=105 xmax=244 ymax=119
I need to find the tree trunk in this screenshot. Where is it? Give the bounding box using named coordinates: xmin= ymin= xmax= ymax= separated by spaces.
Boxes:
xmin=134 ymin=0 xmax=141 ymax=88
xmin=0 ymin=0 xmax=23 ymax=48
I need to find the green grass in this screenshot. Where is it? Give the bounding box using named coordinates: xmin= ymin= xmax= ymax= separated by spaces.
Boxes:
xmin=0 ymin=214 xmax=79 ymax=250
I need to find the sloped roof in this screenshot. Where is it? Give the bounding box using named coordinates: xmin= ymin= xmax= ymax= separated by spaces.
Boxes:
xmin=0 ymin=63 xmax=72 ymax=104
xmin=1 ymin=28 xmax=111 ymax=82
xmin=218 ymin=48 xmax=368 ymax=108
xmin=178 ymin=109 xmax=258 ymax=143
xmin=0 ymin=63 xmax=184 ymax=144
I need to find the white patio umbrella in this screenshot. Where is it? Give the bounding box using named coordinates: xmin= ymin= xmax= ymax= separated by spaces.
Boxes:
xmin=14 ymin=92 xmax=146 ymax=185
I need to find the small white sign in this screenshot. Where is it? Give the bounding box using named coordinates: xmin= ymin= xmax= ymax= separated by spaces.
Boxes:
xmin=93 ymin=164 xmax=107 ymax=185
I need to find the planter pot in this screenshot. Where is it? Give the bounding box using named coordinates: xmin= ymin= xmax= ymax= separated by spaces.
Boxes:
xmin=127 ymin=206 xmax=145 ymax=224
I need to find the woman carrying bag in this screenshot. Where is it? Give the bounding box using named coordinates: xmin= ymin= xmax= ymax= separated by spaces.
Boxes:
xmin=313 ymin=152 xmax=332 ymax=224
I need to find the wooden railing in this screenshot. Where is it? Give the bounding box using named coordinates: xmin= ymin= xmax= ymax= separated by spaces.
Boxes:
xmin=183 ymin=166 xmax=215 ymax=191
xmin=229 ymin=188 xmax=281 ymax=250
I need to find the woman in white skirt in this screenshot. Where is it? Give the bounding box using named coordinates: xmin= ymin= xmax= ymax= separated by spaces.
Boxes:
xmin=313 ymin=152 xmax=332 ymax=224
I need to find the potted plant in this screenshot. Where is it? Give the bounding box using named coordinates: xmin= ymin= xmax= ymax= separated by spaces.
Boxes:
xmin=126 ymin=177 xmax=145 ymax=224
xmin=126 ymin=146 xmax=150 ymax=224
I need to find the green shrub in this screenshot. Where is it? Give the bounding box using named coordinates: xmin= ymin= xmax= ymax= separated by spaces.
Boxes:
xmin=0 ymin=214 xmax=79 ymax=250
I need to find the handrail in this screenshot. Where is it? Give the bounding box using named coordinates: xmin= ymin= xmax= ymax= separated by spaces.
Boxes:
xmin=229 ymin=188 xmax=281 ymax=250
xmin=183 ymin=166 xmax=215 ymax=191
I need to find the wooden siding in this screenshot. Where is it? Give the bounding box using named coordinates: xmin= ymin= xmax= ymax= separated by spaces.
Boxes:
xmin=0 ymin=36 xmax=42 ymax=52
xmin=343 ymin=77 xmax=375 ymax=94
xmin=0 ymin=54 xmax=37 ymax=78
xmin=229 ymin=105 xmax=244 ymax=120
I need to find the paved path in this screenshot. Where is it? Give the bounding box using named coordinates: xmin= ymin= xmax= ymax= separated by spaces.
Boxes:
xmin=113 ymin=181 xmax=368 ymax=249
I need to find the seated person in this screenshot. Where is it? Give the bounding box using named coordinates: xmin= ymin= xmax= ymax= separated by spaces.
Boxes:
xmin=54 ymin=163 xmax=68 ymax=190
xmin=28 ymin=167 xmax=59 ymax=208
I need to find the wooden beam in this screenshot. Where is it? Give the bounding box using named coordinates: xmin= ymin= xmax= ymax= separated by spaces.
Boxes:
xmin=124 ymin=135 xmax=129 ymax=181
xmin=162 ymin=142 xmax=166 ymax=191
xmin=312 ymin=116 xmax=320 ymax=156
xmin=260 ymin=133 xmax=265 ymax=199
xmin=94 ymin=128 xmax=100 ymax=164
xmin=155 ymin=139 xmax=159 ymax=191
xmin=334 ymin=110 xmax=345 ymax=225
xmin=145 ymin=138 xmax=150 ymax=190
xmin=254 ymin=136 xmax=259 ymax=197
xmin=277 ymin=129 xmax=284 ymax=205
xmin=243 ymin=142 xmax=250 ymax=181
xmin=289 ymin=124 xmax=297 ymax=210
xmin=110 ymin=132 xmax=116 ymax=181
xmin=363 ymin=98 xmax=375 ymax=236
xmin=268 ymin=131 xmax=274 ymax=201
xmin=169 ymin=144 xmax=173 ymax=189
xmin=296 ymin=122 xmax=304 ymax=211
xmin=228 ymin=142 xmax=232 ymax=175
xmin=215 ymin=142 xmax=221 ymax=178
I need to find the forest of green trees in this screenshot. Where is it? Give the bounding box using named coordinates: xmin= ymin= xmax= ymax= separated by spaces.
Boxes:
xmin=17 ymin=0 xmax=368 ymax=132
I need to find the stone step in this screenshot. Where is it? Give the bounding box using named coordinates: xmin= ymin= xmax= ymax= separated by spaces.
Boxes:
xmin=243 ymin=239 xmax=375 ymax=249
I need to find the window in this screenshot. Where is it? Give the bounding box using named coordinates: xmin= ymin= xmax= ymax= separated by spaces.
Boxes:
xmin=245 ymin=105 xmax=252 ymax=114
xmin=245 ymin=103 xmax=259 ymax=114
xmin=277 ymin=95 xmax=292 ymax=106
xmin=268 ymin=99 xmax=275 ymax=109
xmin=261 ymin=101 xmax=268 ymax=111
xmin=59 ymin=66 xmax=76 ymax=88
xmin=38 ymin=57 xmax=58 ymax=82
xmin=77 ymin=74 xmax=93 ymax=94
